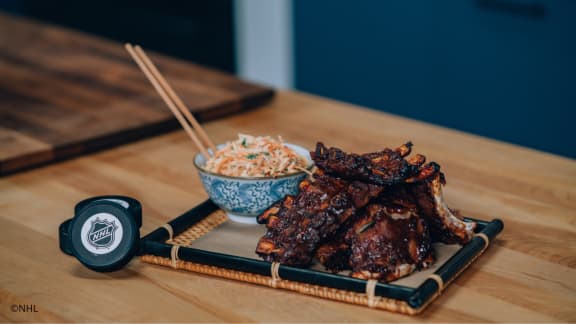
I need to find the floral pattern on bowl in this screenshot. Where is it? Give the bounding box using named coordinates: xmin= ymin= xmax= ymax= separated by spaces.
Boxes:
xmin=194 ymin=143 xmax=312 ymax=224
xmin=198 ymin=173 xmax=306 ymax=215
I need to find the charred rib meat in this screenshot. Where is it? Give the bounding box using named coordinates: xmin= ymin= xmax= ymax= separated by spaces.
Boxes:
xmin=255 ymin=170 xmax=383 ymax=266
xmin=311 ymin=142 xmax=420 ymax=186
xmin=256 ymin=141 xmax=476 ymax=282
xmin=410 ymin=171 xmax=476 ymax=244
xmin=348 ymin=204 xmax=435 ymax=281
xmin=315 ymin=229 xmax=351 ymax=272
xmin=317 ymin=183 xmax=436 ymax=277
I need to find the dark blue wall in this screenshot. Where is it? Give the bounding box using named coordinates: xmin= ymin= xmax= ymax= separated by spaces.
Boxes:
xmin=294 ymin=0 xmax=576 ymax=158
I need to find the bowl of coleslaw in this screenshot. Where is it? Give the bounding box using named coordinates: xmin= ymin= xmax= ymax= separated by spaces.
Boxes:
xmin=194 ymin=134 xmax=313 ymax=224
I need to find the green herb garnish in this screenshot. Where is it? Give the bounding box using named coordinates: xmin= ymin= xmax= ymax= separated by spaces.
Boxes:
xmin=246 ymin=154 xmax=258 ymax=159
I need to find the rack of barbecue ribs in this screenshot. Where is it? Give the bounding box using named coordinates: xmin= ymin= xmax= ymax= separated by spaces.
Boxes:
xmin=256 ymin=142 xmax=477 ymax=283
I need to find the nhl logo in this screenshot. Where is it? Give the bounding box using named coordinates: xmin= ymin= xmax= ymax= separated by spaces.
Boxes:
xmin=87 ymin=217 xmax=118 ymax=249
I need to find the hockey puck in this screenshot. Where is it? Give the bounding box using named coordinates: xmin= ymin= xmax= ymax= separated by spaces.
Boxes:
xmin=75 ymin=195 xmax=142 ymax=228
xmin=59 ymin=197 xmax=142 ymax=272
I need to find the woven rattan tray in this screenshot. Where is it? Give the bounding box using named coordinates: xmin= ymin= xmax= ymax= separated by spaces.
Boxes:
xmin=139 ymin=200 xmax=503 ymax=315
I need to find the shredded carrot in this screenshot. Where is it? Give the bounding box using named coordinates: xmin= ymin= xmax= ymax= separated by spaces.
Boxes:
xmin=204 ymin=134 xmax=309 ymax=177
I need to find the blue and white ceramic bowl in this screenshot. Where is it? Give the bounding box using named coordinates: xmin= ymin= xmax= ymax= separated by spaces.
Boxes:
xmin=194 ymin=143 xmax=312 ymax=224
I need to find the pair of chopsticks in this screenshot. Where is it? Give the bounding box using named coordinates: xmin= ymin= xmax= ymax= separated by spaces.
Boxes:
xmin=125 ymin=43 xmax=216 ymax=158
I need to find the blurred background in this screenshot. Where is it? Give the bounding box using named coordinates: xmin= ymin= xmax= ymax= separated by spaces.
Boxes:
xmin=1 ymin=0 xmax=575 ymax=158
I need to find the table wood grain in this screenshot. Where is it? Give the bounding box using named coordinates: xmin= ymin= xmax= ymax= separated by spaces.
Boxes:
xmin=0 ymin=13 xmax=273 ymax=176
xmin=1 ymin=90 xmax=574 ymax=322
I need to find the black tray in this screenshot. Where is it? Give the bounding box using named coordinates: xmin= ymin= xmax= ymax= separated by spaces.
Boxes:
xmin=139 ymin=199 xmax=503 ymax=311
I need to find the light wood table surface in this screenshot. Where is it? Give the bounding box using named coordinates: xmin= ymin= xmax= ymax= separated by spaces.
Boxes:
xmin=1 ymin=89 xmax=575 ymax=321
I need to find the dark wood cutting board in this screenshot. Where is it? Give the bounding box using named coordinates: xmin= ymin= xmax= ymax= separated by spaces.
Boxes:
xmin=0 ymin=13 xmax=274 ymax=176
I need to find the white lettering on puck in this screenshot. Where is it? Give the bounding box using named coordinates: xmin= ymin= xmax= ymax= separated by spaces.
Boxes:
xmin=80 ymin=213 xmax=124 ymax=255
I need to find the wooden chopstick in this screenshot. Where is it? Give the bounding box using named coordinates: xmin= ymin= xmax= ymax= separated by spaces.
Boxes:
xmin=124 ymin=43 xmax=211 ymax=158
xmin=133 ymin=45 xmax=217 ymax=154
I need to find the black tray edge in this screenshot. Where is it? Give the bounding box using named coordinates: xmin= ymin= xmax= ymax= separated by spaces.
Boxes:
xmin=140 ymin=199 xmax=504 ymax=311
xmin=407 ymin=218 xmax=504 ymax=309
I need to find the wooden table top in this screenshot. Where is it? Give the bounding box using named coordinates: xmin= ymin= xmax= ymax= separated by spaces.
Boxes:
xmin=1 ymin=89 xmax=575 ymax=322
xmin=0 ymin=13 xmax=272 ymax=176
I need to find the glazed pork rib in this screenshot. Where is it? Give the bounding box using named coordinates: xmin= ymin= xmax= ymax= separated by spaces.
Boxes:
xmin=317 ymin=183 xmax=435 ymax=277
xmin=410 ymin=171 xmax=476 ymax=244
xmin=311 ymin=142 xmax=421 ymax=185
xmin=256 ymin=170 xmax=383 ymax=266
xmin=315 ymin=227 xmax=352 ymax=272
xmin=256 ymin=141 xmax=476 ymax=281
xmin=312 ymin=142 xmax=475 ymax=244
xmin=348 ymin=204 xmax=435 ymax=281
